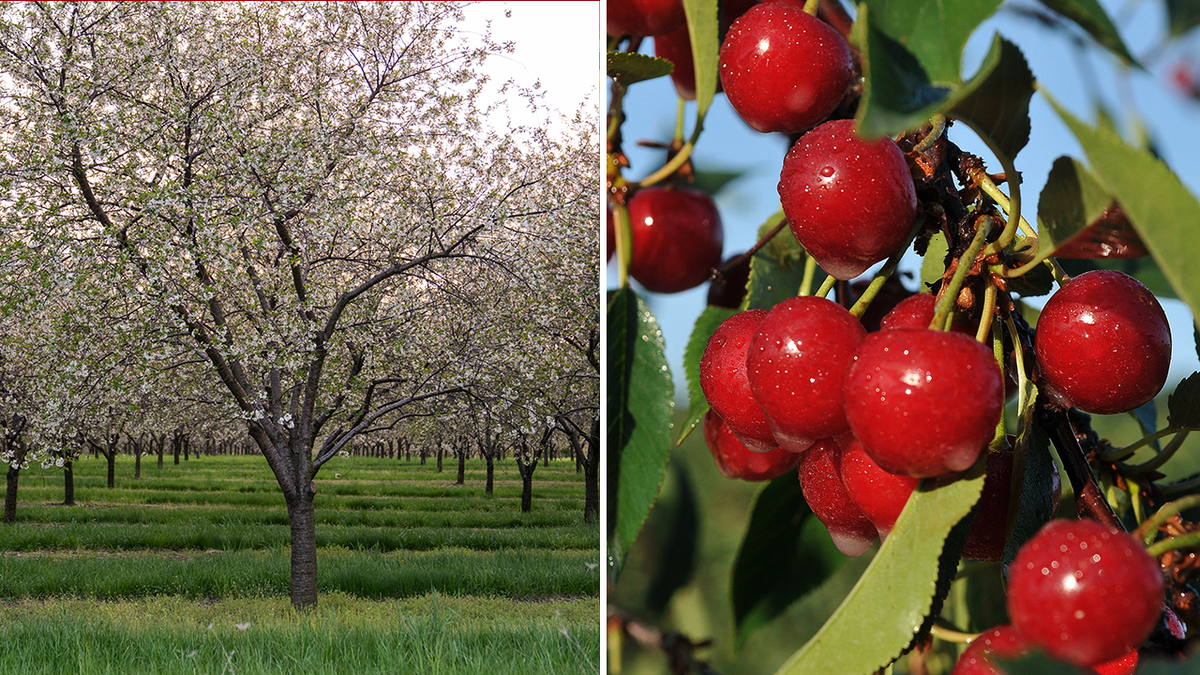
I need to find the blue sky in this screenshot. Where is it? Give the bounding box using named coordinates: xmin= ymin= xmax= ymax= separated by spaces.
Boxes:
xmin=607 ymin=0 xmax=1200 ymax=403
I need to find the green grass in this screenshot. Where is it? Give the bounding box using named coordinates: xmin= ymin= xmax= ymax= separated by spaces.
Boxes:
xmin=3 ymin=454 xmax=599 ymax=671
xmin=0 ymin=593 xmax=599 ymax=675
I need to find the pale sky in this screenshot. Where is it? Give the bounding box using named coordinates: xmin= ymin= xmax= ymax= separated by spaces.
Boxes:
xmin=462 ymin=1 xmax=601 ymax=135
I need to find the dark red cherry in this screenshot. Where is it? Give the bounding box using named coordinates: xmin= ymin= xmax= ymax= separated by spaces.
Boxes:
xmin=1008 ymin=519 xmax=1164 ymax=667
xmin=607 ymin=0 xmax=686 ymax=37
xmin=879 ymin=293 xmax=973 ymax=334
xmin=654 ymin=24 xmax=698 ymax=100
xmin=962 ymin=443 xmax=1014 ymax=562
xmin=798 ymin=438 xmax=877 ymax=556
xmin=1034 ymin=270 xmax=1171 ymax=415
xmin=706 ymin=254 xmax=751 ymax=309
xmin=844 ymin=328 xmax=1003 ymax=478
xmin=702 ymin=411 xmax=798 ymax=481
xmin=606 ymin=204 xmax=614 ymax=262
xmin=837 ymin=434 xmax=918 ymax=539
xmin=718 ymin=2 xmax=852 ymax=134
xmin=700 ymin=309 xmax=778 ymax=453
xmin=745 ymin=296 xmax=866 ymax=453
xmin=779 ymin=119 xmax=918 ymax=280
xmin=627 ymin=186 xmax=723 ymax=294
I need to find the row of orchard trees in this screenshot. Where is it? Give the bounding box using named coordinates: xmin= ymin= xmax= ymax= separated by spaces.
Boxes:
xmin=0 ymin=2 xmax=598 ymax=609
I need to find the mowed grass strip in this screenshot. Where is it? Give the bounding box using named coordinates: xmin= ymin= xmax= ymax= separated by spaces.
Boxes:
xmin=0 ymin=548 xmax=600 ymax=599
xmin=0 ymin=593 xmax=598 ymax=675
xmin=0 ymin=520 xmax=597 ymax=552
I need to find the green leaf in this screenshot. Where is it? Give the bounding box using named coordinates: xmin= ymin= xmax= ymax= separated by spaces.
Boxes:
xmin=607 ymin=51 xmax=674 ymax=86
xmin=690 ymin=170 xmax=742 ymax=197
xmin=852 ymin=6 xmax=952 ymax=140
xmin=679 ymin=305 xmax=736 ymax=445
xmin=1002 ymin=393 xmax=1058 ymax=566
xmin=1046 ymin=96 xmax=1200 ymax=318
xmin=947 ymin=35 xmax=1035 ymax=161
xmin=921 ymin=231 xmax=950 ymax=288
xmin=1166 ymin=0 xmax=1200 ymax=37
xmin=731 ymin=474 xmax=851 ymax=649
xmin=860 ymin=0 xmax=1003 ymax=85
xmin=772 ymin=458 xmax=987 ymax=675
xmin=1036 ymin=156 xmax=1148 ymax=260
xmin=744 ymin=211 xmax=822 ymax=311
xmin=1036 ymin=0 xmax=1138 ymax=67
xmin=607 ymin=288 xmax=675 ymax=579
xmin=683 ymin=0 xmax=719 ymax=120
xmin=1168 ymin=372 xmax=1200 ymax=430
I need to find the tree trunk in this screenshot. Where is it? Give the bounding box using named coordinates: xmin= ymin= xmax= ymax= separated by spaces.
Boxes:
xmin=63 ymin=460 xmax=74 ymax=506
xmin=106 ymin=451 xmax=115 ymax=489
xmin=157 ymin=436 xmax=164 ymax=468
xmin=485 ymin=453 xmax=494 ymax=495
xmin=521 ymin=465 xmax=533 ymax=513
xmin=286 ymin=494 xmax=319 ymax=609
xmin=436 ymin=446 xmax=443 ymax=472
xmin=4 ymin=464 xmax=18 ymax=524
xmin=183 ymin=436 xmax=189 ymax=461
xmin=173 ymin=433 xmax=181 ymax=465
xmin=456 ymin=444 xmax=466 ymax=485
xmin=134 ymin=449 xmax=141 ymax=479
xmin=584 ymin=418 xmax=599 ymax=524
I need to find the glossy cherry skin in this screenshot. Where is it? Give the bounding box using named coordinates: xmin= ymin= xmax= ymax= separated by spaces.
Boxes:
xmin=837 ymin=434 xmax=918 ymax=540
xmin=746 ymin=296 xmax=867 ymax=453
xmin=702 ymin=411 xmax=798 ymax=481
xmin=706 ymin=254 xmax=751 ymax=309
xmin=1035 ymin=270 xmax=1171 ymax=415
xmin=779 ymin=120 xmax=918 ymax=280
xmin=627 ymin=186 xmax=724 ymax=294
xmin=798 ymin=438 xmax=877 ymax=556
xmin=719 ymin=2 xmax=852 ymax=134
xmin=844 ymin=328 xmax=1003 ymax=478
xmin=951 ymin=625 xmax=1028 ymax=675
xmin=879 ymin=293 xmax=974 ymax=334
xmin=1008 ymin=519 xmax=1164 ymax=667
xmin=700 ymin=310 xmax=778 ymax=453
xmin=607 ymin=0 xmax=686 ymax=37
xmin=1091 ymin=651 xmax=1138 ymax=675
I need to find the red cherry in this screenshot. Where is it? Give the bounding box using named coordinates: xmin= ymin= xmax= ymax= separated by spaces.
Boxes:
xmin=718 ymin=3 xmax=852 ymax=134
xmin=700 ymin=310 xmax=778 ymax=453
xmin=798 ymin=438 xmax=877 ymax=556
xmin=851 ymin=276 xmax=914 ymax=333
xmin=1008 ymin=519 xmax=1164 ymax=667
xmin=962 ymin=443 xmax=1014 ymax=562
xmin=654 ymin=25 xmax=698 ymax=101
xmin=837 ymin=434 xmax=917 ymax=539
xmin=1091 ymin=650 xmax=1138 ymax=675
xmin=745 ymin=296 xmax=866 ymax=453
xmin=706 ymin=254 xmax=750 ymax=309
xmin=844 ymin=328 xmax=1003 ymax=478
xmin=779 ymin=120 xmax=918 ymax=280
xmin=878 ymin=293 xmax=973 ymax=334
xmin=950 ymin=625 xmax=1028 ymax=675
xmin=702 ymin=411 xmax=798 ymax=481
xmin=1034 ymin=270 xmax=1171 ymax=415
xmin=607 ymin=0 xmax=686 ymax=37
xmin=627 ymin=186 xmax=723 ymax=294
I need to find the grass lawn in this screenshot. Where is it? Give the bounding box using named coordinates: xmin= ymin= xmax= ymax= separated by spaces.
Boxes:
xmin=1 ymin=453 xmax=600 ymax=673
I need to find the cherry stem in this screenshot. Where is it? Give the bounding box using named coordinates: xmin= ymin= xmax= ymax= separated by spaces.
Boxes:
xmin=815 ymin=274 xmax=837 ymax=299
xmin=912 ymin=114 xmax=947 ymax=154
xmin=1125 ymin=430 xmax=1192 ymax=477
xmin=637 ymin=141 xmax=695 ymax=189
xmin=1041 ymin=405 xmax=1124 ymax=531
xmin=1146 ymin=531 xmax=1200 ymax=559
xmin=848 ymin=211 xmax=925 ymax=318
xmin=613 ymin=203 xmax=633 ymax=287
xmin=1135 ymin=494 xmax=1200 ymax=545
xmin=1099 ymin=426 xmax=1185 ymax=463
xmin=803 ymin=0 xmax=820 ymax=15
xmin=974 ymin=282 xmax=997 ymax=344
xmin=929 ymin=624 xmax=979 ymax=645
xmin=990 ymin=322 xmax=1006 ymax=447
xmin=930 ymin=216 xmax=993 ymax=331
xmin=798 ymin=255 xmax=817 ymax=297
